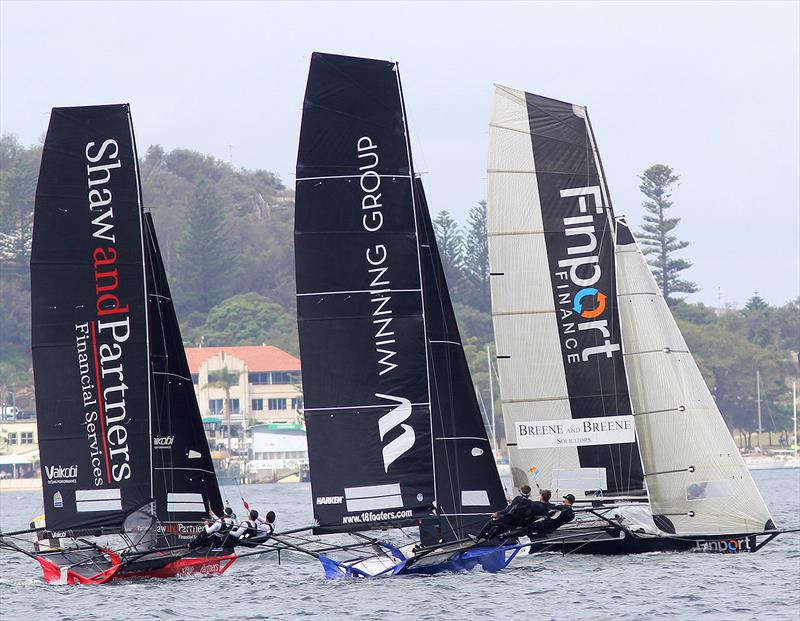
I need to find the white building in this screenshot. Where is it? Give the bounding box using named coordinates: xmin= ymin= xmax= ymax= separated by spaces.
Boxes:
xmin=185 ymin=345 xmax=303 ymax=454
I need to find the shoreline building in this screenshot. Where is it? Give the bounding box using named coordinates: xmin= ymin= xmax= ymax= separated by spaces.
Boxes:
xmin=185 ymin=345 xmax=303 ymax=455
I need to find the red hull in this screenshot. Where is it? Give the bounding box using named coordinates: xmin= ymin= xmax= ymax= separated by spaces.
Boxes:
xmin=120 ymin=555 xmax=237 ymax=580
xmin=35 ymin=550 xmax=236 ymax=585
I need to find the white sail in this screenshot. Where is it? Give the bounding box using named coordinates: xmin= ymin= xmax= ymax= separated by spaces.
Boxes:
xmin=487 ymin=85 xmax=645 ymax=499
xmin=488 ymin=85 xmax=578 ymax=493
xmin=614 ymin=217 xmax=774 ymax=535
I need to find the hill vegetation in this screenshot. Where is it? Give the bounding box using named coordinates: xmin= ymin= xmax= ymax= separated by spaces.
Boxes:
xmin=1 ymin=136 xmax=797 ymax=444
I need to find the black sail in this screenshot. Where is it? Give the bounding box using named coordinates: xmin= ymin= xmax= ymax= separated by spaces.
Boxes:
xmin=296 ymin=53 xmax=503 ymax=537
xmin=414 ymin=179 xmax=506 ymax=542
xmin=31 ymin=105 xmax=152 ymax=532
xmin=143 ymin=213 xmax=223 ymax=544
xmin=296 ymin=53 xmax=434 ymax=534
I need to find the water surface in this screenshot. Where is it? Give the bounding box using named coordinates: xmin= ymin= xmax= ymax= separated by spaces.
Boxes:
xmin=1 ymin=470 xmax=798 ymax=620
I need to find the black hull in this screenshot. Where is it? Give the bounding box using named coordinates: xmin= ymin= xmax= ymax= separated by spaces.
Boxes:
xmin=527 ymin=528 xmax=777 ymax=555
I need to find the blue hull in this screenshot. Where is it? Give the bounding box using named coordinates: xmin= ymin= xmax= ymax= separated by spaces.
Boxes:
xmin=319 ymin=542 xmax=522 ymax=579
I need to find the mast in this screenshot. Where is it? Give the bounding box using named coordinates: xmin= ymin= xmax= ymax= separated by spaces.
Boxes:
xmin=756 ymin=369 xmax=762 ymax=451
xmin=31 ymin=105 xmax=152 ymax=533
xmin=794 ymin=381 xmax=797 ymax=462
xmin=487 ymin=345 xmax=496 ymax=454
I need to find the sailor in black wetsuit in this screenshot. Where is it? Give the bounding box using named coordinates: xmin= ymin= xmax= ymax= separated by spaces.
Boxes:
xmin=528 ymin=494 xmax=576 ymax=534
xmin=529 ymin=489 xmax=555 ymax=517
xmin=473 ymin=485 xmax=536 ymax=541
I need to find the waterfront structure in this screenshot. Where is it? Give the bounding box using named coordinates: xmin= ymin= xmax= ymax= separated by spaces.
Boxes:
xmin=185 ymin=345 xmax=303 ymax=453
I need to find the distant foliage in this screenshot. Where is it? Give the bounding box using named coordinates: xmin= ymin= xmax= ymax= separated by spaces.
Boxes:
xmin=0 ymin=135 xmax=795 ymax=441
xmin=173 ymin=180 xmax=230 ymax=315
xmin=191 ymin=292 xmax=298 ymax=355
xmin=637 ymin=164 xmax=697 ymax=305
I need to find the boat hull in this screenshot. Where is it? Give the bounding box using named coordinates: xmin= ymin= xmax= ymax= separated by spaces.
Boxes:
xmin=35 ymin=547 xmax=236 ymax=584
xmin=318 ymin=541 xmax=522 ymax=579
xmin=527 ymin=528 xmax=772 ymax=555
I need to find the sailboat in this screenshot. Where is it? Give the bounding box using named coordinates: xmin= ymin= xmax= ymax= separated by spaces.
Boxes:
xmin=292 ymin=53 xmax=522 ymax=577
xmin=0 ymin=105 xmax=236 ymax=583
xmin=487 ymin=85 xmax=784 ymax=553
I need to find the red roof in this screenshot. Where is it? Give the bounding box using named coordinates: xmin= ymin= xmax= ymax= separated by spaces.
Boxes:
xmin=184 ymin=345 xmax=301 ymax=373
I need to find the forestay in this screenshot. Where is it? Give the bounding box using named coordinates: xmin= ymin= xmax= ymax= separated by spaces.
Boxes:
xmin=487 ymin=86 xmax=645 ymax=499
xmin=614 ymin=217 xmax=774 ymax=535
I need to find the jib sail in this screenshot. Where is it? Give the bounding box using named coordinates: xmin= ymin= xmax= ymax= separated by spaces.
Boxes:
xmin=144 ymin=213 xmax=224 ymax=544
xmin=614 ymin=216 xmax=773 ymax=534
xmin=32 ymin=105 xmax=152 ymax=532
xmin=487 ymin=86 xmax=645 ymax=499
xmin=296 ymin=53 xmax=504 ymax=537
xmin=414 ymin=178 xmax=507 ymax=542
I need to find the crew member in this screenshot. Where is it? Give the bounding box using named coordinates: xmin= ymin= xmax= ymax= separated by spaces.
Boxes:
xmin=473 ymin=484 xmax=536 ymax=541
xmin=527 ymin=494 xmax=576 ymax=534
xmin=189 ymin=506 xmax=236 ymax=548
xmin=226 ymin=509 xmax=276 ymax=546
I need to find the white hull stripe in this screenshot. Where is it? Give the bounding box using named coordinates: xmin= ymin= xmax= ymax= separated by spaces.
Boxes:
xmin=168 ymin=502 xmax=207 ymax=513
xmin=167 ymin=492 xmax=206 ymax=513
xmin=345 ymin=483 xmax=403 ymax=512
xmin=461 ymin=490 xmax=491 ymax=506
xmin=76 ymin=488 xmax=122 ymax=512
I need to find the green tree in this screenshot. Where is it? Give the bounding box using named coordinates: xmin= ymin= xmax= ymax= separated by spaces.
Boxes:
xmin=744 ymin=292 xmax=769 ymax=311
xmin=173 ymin=180 xmax=230 ymax=315
xmin=637 ymin=164 xmax=697 ymax=305
xmin=433 ymin=210 xmax=464 ymax=292
xmin=462 ymin=201 xmax=490 ymax=312
xmin=197 ymin=292 xmax=298 ymax=355
xmin=204 ymin=365 xmax=242 ymax=454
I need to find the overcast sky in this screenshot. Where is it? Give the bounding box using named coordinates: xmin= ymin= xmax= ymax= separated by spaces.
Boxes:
xmin=2 ymin=1 xmax=798 ymax=307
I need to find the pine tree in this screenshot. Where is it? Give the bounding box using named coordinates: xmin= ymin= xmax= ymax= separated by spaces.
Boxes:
xmin=173 ymin=180 xmax=229 ymax=315
xmin=744 ymin=292 xmax=769 ymax=311
xmin=433 ymin=210 xmax=464 ymax=287
xmin=462 ymin=201 xmax=490 ymax=312
xmin=637 ymin=164 xmax=697 ymax=305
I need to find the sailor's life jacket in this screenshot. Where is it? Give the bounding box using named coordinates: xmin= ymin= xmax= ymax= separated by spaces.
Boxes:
xmin=216 ymin=516 xmax=236 ymax=537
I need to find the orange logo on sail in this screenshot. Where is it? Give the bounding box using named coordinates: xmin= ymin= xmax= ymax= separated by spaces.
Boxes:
xmin=573 ymin=288 xmax=606 ymax=318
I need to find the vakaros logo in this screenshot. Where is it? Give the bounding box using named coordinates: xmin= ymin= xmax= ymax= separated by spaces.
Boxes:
xmin=45 ymin=464 xmax=78 ymax=483
xmin=153 ymin=435 xmax=174 ymax=448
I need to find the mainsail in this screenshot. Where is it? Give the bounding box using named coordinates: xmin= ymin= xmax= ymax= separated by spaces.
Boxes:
xmin=295 ymin=52 xmax=504 ymax=539
xmin=31 ymin=104 xmax=222 ymax=542
xmin=32 ymin=105 xmax=152 ymax=532
xmin=144 ymin=212 xmax=224 ymax=543
xmin=614 ymin=217 xmax=774 ymax=535
xmin=487 ymin=86 xmax=645 ymax=499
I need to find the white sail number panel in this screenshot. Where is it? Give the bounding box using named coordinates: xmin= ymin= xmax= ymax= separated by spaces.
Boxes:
xmin=516 ymin=415 xmax=635 ymax=449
